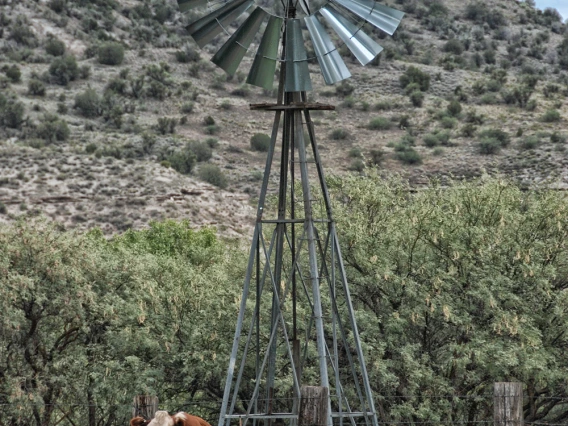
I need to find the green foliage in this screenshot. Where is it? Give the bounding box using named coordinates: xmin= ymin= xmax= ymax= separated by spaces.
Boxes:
xmin=9 ymin=16 xmax=38 ymax=47
xmin=156 ymin=117 xmax=177 ymax=135
xmin=335 ymin=81 xmax=355 ymax=97
xmin=250 ymin=133 xmax=271 ymax=152
xmin=395 ymin=146 xmax=422 ymax=165
xmin=444 ymin=39 xmax=464 ymax=55
xmin=541 ymin=109 xmax=561 ymax=123
xmin=399 ymin=66 xmax=430 ymax=92
xmin=478 ymin=137 xmax=501 ymax=155
xmin=368 ymin=117 xmax=392 ymax=131
xmin=478 ymin=128 xmax=510 ymax=147
xmin=35 ymin=113 xmax=70 ymax=143
xmin=97 ymin=42 xmax=125 ymax=65
xmin=48 ymin=55 xmax=79 ymax=86
xmin=519 ymin=135 xmax=539 ymax=150
xmin=447 ymin=99 xmax=462 ymax=117
xmin=0 ymin=219 xmax=243 ymax=425
xmin=329 ymin=175 xmax=568 ymax=422
xmin=330 ymin=128 xmax=350 ymax=140
xmin=189 ymin=141 xmax=213 ymax=162
xmin=28 ymin=79 xmax=46 ymax=96
xmin=0 ymin=94 xmax=25 ymax=129
xmin=167 ymin=146 xmax=196 ymax=175
xmin=368 ymin=148 xmax=385 ymax=166
xmin=465 ymin=2 xmax=506 ymax=28
xmin=4 ymin=65 xmax=21 ymax=83
xmin=74 ymin=88 xmax=102 ymax=118
xmin=198 ymin=164 xmax=228 ymax=189
xmin=409 ymin=90 xmax=424 ymax=107
xmin=174 ymin=47 xmax=201 ymax=63
xmin=45 ymin=37 xmax=66 ymax=56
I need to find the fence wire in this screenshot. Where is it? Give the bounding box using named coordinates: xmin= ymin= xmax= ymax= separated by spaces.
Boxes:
xmin=0 ymin=394 xmax=566 ymax=426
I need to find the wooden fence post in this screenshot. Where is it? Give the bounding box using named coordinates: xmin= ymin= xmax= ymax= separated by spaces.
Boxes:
xmin=299 ymin=386 xmax=328 ymax=426
xmin=133 ymin=395 xmax=159 ymax=420
xmin=494 ymin=382 xmax=523 ymax=426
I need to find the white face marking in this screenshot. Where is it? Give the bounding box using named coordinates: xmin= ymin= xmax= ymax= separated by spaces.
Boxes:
xmin=148 ymin=411 xmax=174 ymax=426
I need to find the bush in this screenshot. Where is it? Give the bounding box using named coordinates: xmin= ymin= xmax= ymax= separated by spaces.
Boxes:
xmin=336 ymin=81 xmax=355 ymax=97
xmin=48 ymin=55 xmax=79 ymax=85
xmin=409 ymin=90 xmax=424 ymax=107
xmin=330 ymin=128 xmax=350 ymax=140
xmin=541 ymin=109 xmax=561 ymax=123
xmin=423 ymin=133 xmax=440 ymax=148
xmin=188 ymin=141 xmax=213 ymax=162
xmin=368 ymin=117 xmax=392 ymax=131
xmin=5 ymin=65 xmax=21 ymax=83
xmin=174 ymin=47 xmax=200 ymax=63
xmin=28 ymin=79 xmax=46 ymax=96
xmin=74 ymin=88 xmax=101 ymax=118
xmin=478 ymin=129 xmax=510 ymax=147
xmin=199 ymin=164 xmax=228 ymax=189
xmin=0 ymin=201 xmax=6 ymax=214
xmin=180 ymin=102 xmax=194 ymax=114
xmin=519 ymin=135 xmax=539 ymax=150
xmin=447 ymin=99 xmax=462 ymax=117
xmin=441 ymin=116 xmax=457 ymax=129
xmin=35 ymin=114 xmax=69 ymax=143
xmin=396 ymin=147 xmax=422 ymax=165
xmin=368 ymin=148 xmax=385 ymax=166
xmin=0 ymin=95 xmax=25 ymax=129
xmin=97 ymin=42 xmax=125 ymax=66
xmin=156 ymin=117 xmax=177 ymax=135
xmin=168 ymin=149 xmax=196 ymax=175
xmin=444 ymin=39 xmax=464 ymax=55
xmin=400 ymin=66 xmax=430 ymax=92
xmin=45 ymin=38 xmax=66 ymax=56
xmin=250 ymin=133 xmax=271 ymax=152
xmin=478 ymin=137 xmax=501 ymax=155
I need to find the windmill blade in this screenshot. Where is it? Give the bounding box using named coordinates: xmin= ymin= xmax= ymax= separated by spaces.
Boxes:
xmin=285 ymin=19 xmax=312 ymax=92
xmin=331 ymin=0 xmax=403 ymax=35
xmin=177 ymin=0 xmax=207 ymax=13
xmin=305 ymin=15 xmax=351 ymax=85
xmin=212 ymin=7 xmax=268 ymax=76
xmin=186 ymin=0 xmax=254 ymax=48
xmin=320 ymin=5 xmax=383 ymax=65
xmin=247 ymin=15 xmax=283 ymax=90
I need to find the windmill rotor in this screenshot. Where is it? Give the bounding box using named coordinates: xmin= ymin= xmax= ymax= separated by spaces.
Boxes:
xmin=177 ymin=0 xmax=403 ymax=90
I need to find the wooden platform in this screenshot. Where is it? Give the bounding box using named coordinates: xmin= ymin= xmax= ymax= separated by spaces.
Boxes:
xmin=250 ymin=102 xmax=335 ymax=111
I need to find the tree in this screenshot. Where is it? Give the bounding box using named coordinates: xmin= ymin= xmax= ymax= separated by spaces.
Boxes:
xmin=0 ymin=220 xmax=244 ymax=425
xmin=329 ymin=174 xmax=568 ymax=425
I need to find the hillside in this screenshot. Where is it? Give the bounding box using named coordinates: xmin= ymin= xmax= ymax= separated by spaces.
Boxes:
xmin=0 ymin=0 xmax=567 ymax=234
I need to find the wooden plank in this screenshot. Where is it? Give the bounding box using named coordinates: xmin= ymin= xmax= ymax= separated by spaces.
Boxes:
xmin=250 ymin=103 xmax=335 ymax=111
xmin=132 ymin=395 xmax=159 ymax=420
xmin=299 ymin=386 xmax=328 ymax=426
xmin=494 ymin=382 xmax=523 ymax=426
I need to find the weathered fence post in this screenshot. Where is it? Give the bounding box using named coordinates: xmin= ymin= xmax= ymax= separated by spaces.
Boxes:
xmin=494 ymin=382 xmax=523 ymax=426
xmin=133 ymin=395 xmax=159 ymax=420
xmin=299 ymin=386 xmax=328 ymax=426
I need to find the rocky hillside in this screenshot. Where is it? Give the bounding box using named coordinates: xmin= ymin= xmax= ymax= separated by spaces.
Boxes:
xmin=0 ymin=0 xmax=567 ymax=235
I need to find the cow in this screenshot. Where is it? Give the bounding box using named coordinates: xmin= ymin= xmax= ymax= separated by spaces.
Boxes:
xmin=131 ymin=411 xmax=212 ymax=426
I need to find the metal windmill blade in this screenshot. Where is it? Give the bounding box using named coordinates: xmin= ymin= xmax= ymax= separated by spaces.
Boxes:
xmin=176 ymin=1 xmax=404 ymax=426
xmin=178 ymin=0 xmax=403 ymax=89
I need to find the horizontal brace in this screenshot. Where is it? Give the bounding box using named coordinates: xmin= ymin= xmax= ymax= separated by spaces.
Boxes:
xmin=250 ymin=102 xmax=335 ymax=111
xmin=224 ymin=414 xmax=298 ymax=420
xmin=260 ymin=219 xmax=331 ymax=224
xmin=224 ymin=412 xmax=375 ymax=420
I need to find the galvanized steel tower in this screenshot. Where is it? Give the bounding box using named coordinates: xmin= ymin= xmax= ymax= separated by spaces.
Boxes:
xmin=175 ymin=0 xmax=403 ymax=425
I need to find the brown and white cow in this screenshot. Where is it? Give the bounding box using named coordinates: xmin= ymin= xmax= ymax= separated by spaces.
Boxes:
xmin=131 ymin=411 xmax=212 ymax=426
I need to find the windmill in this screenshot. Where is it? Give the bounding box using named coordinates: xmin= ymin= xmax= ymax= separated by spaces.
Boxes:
xmin=175 ymin=0 xmax=403 ymax=425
